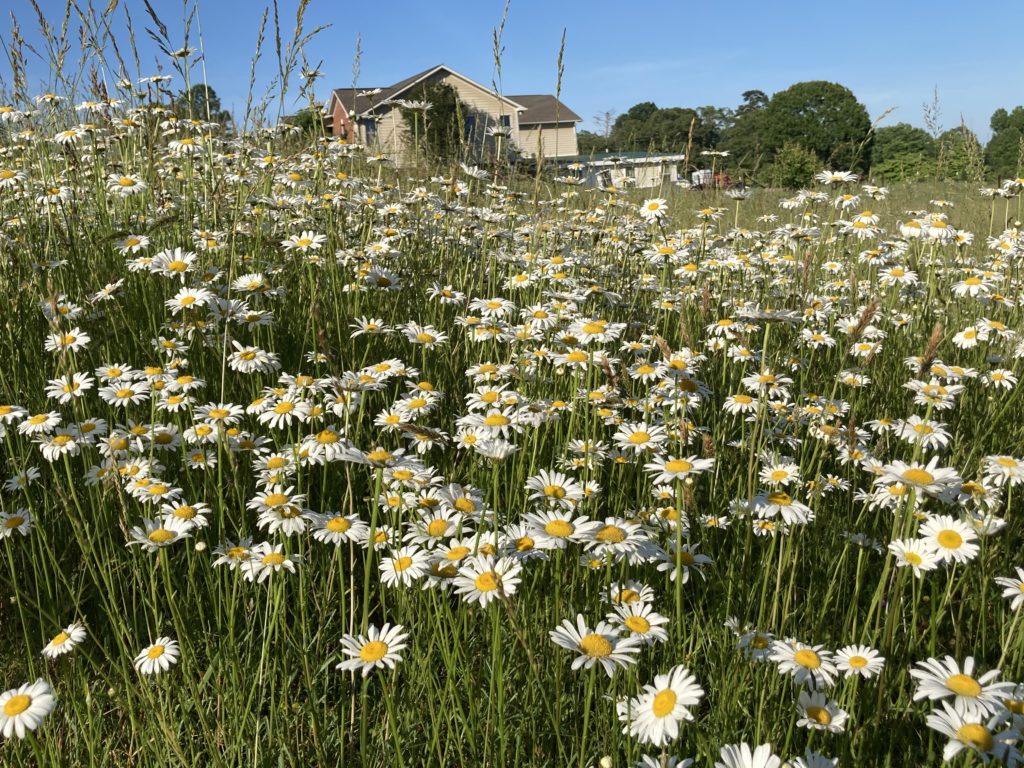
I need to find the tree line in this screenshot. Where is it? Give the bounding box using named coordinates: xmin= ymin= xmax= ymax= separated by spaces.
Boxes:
xmin=579 ymin=81 xmax=1024 ymax=185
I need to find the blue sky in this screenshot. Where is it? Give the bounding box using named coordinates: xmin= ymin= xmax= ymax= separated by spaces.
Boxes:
xmin=3 ymin=0 xmax=1022 ymax=141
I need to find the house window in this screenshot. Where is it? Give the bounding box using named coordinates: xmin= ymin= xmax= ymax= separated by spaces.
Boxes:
xmin=499 ymin=114 xmax=511 ymax=128
xmin=464 ymin=114 xmax=476 ymax=139
xmin=361 ymin=119 xmax=377 ymax=146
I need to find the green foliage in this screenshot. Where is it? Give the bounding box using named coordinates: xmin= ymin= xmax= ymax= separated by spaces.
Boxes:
xmin=719 ymin=91 xmax=770 ymax=172
xmin=287 ymin=107 xmax=325 ymax=138
xmin=766 ymin=141 xmax=820 ymax=188
xmin=174 ymin=84 xmax=233 ymax=127
xmin=576 ymin=130 xmax=615 ymax=156
xmin=872 ymin=124 xmax=937 ymax=166
xmin=401 ymin=82 xmax=468 ymax=164
xmin=870 ymin=152 xmax=937 ymax=183
xmin=761 ymin=81 xmax=873 ymax=171
xmin=869 ymin=125 xmax=938 ymax=182
xmin=985 ymin=107 xmax=1024 ymax=181
xmin=938 ymin=126 xmax=984 ymax=182
xmin=608 ymin=102 xmax=726 ymax=154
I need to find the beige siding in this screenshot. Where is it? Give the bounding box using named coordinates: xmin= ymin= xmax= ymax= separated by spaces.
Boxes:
xmin=517 ymin=124 xmax=578 ymax=158
xmin=357 ymin=70 xmax=524 ymax=165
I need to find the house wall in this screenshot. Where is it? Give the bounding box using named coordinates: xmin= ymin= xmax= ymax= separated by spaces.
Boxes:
xmin=581 ymin=161 xmax=681 ymax=189
xmin=357 ymin=70 xmax=523 ymax=165
xmin=517 ymin=124 xmax=579 ymax=159
xmin=329 ymin=96 xmax=354 ymax=140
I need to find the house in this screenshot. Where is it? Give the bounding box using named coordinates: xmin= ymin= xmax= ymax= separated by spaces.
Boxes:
xmin=324 ymin=64 xmax=580 ymax=163
xmin=562 ymin=152 xmax=688 ymax=189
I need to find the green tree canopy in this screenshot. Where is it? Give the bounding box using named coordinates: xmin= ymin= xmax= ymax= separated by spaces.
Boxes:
xmin=872 ymin=123 xmax=936 ymax=165
xmin=718 ymin=90 xmax=770 ymax=172
xmin=986 ymin=107 xmax=1024 ymax=181
xmin=175 ymin=84 xmax=233 ymax=126
xmin=938 ymin=127 xmax=984 ymax=181
xmin=761 ymin=81 xmax=873 ymax=172
xmin=607 ymin=102 xmax=726 ymax=154
xmin=401 ymin=82 xmax=468 ymax=164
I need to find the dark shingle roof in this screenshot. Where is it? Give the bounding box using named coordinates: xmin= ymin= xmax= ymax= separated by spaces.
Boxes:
xmin=330 ymin=64 xmax=444 ymax=117
xmin=507 ymin=94 xmax=581 ymax=125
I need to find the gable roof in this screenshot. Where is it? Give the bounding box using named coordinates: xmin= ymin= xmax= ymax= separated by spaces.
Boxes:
xmin=329 ymin=65 xmax=527 ymax=118
xmin=508 ymin=94 xmax=582 ymax=125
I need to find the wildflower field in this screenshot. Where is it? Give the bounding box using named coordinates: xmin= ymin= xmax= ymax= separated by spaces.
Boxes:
xmin=2 ymin=88 xmax=1024 ymax=768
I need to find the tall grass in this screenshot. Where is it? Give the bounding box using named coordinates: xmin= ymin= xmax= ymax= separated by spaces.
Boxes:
xmin=1 ymin=4 xmax=1024 ymax=768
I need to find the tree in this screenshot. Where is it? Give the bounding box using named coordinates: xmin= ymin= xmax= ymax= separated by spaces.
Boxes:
xmin=400 ymin=82 xmax=469 ymax=163
xmin=735 ymin=89 xmax=768 ymax=118
xmin=287 ymin=107 xmax=325 ymax=138
xmin=607 ymin=102 xmax=718 ymax=154
xmin=592 ymin=109 xmax=617 ymax=137
xmin=761 ymin=81 xmax=873 ymax=171
xmin=872 ymin=124 xmax=936 ymax=165
xmin=577 ymin=130 xmax=614 ymax=155
xmin=870 ymin=123 xmax=937 ymax=182
xmin=986 ymin=107 xmax=1024 ymax=181
xmin=719 ymin=90 xmax=770 ymax=172
xmin=938 ymin=126 xmax=984 ymax=181
xmin=768 ymin=142 xmax=819 ymax=188
xmin=175 ymin=84 xmax=233 ymax=126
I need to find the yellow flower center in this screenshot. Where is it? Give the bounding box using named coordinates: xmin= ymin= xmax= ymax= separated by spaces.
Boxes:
xmin=902 ymin=468 xmax=934 ymax=485
xmin=262 ymin=552 xmax=285 ymax=566
xmin=651 ymin=690 xmax=677 ymax=718
xmin=936 ymin=530 xmax=963 ymax=549
xmin=946 ymin=674 xmax=982 ymax=697
xmin=627 ymin=431 xmax=650 ymax=445
xmin=393 ymin=556 xmax=414 ymax=572
xmin=148 ymin=528 xmax=177 ymax=544
xmin=665 ymin=459 xmax=693 ymax=474
xmin=579 ymin=633 xmax=613 ymax=658
xmin=360 ymin=640 xmax=388 ymax=663
xmin=2 ymin=694 xmax=30 ymax=716
xmin=544 ymin=520 xmax=574 ymax=538
xmin=794 ymin=649 xmax=821 ymax=669
xmin=956 ymin=723 xmax=993 ymax=751
xmin=623 ymin=615 xmax=650 ymax=634
xmin=474 ymin=572 xmax=499 ymax=592
xmin=146 ymin=644 xmax=166 ymax=660
xmin=805 ymin=706 xmax=832 ymax=725
xmin=595 ymin=525 xmax=626 ymax=544
xmin=426 ymin=519 xmax=449 ymax=538
xmin=326 ymin=517 xmax=351 ymax=533
xmin=848 ymin=655 xmax=867 ymax=668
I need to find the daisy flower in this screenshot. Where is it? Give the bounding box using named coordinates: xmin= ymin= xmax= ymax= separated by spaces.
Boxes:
xmin=619 ymin=665 xmax=704 ymax=746
xmin=796 ymin=690 xmax=848 ymax=733
xmin=835 ymin=644 xmax=885 ymax=679
xmin=643 ymin=455 xmax=715 ymax=485
xmin=525 ymin=469 xmax=584 ymax=509
xmin=918 ymin=515 xmax=979 ymax=564
xmin=715 ymin=742 xmax=782 ymax=768
xmin=453 ymin=555 xmax=522 ymax=606
xmin=910 ymin=655 xmax=1015 ymax=716
xmin=134 ymin=637 xmax=180 ymax=675
xmin=769 ymin=640 xmax=837 ymax=689
xmin=608 ymin=602 xmax=670 ymax=645
xmin=888 ymin=538 xmax=940 ymax=577
xmin=41 ymin=621 xmax=87 ymax=659
xmin=0 ymin=679 xmax=56 ymax=738
xmin=926 ymin=699 xmax=1021 ymax=764
xmin=550 ymin=614 xmax=640 ymax=676
xmin=335 ymin=623 xmax=409 ymax=677
xmin=995 ymin=567 xmax=1024 ymax=611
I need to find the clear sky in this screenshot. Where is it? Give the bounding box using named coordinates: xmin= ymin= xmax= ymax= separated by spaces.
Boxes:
xmin=3 ymin=0 xmax=1022 ymax=141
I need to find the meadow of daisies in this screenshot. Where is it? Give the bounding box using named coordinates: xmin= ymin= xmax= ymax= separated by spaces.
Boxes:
xmin=2 ymin=86 xmax=1024 ymax=768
